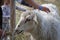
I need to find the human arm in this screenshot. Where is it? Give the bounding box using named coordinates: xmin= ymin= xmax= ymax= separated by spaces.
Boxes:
xmin=16 ymin=6 xmax=26 ymax=11
xmin=24 ymin=0 xmax=50 ymax=12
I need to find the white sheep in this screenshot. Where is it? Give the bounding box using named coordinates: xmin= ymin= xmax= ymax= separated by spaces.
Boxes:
xmin=15 ymin=4 xmax=60 ymax=40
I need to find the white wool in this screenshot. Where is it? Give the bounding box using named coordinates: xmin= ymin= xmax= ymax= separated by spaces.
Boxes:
xmin=15 ymin=4 xmax=60 ymax=40
xmin=32 ymin=4 xmax=60 ymax=40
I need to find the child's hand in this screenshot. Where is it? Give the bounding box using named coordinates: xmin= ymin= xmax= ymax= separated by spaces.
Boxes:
xmin=39 ymin=6 xmax=50 ymax=13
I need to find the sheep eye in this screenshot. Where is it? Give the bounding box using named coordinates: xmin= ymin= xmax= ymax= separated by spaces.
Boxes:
xmin=18 ymin=25 xmax=20 ymax=27
xmin=25 ymin=19 xmax=31 ymax=23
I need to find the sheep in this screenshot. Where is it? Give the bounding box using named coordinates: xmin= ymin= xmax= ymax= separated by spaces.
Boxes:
xmin=15 ymin=4 xmax=60 ymax=40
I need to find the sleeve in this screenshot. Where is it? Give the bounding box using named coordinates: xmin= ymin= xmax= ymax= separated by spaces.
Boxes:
xmin=16 ymin=6 xmax=26 ymax=11
xmin=21 ymin=0 xmax=32 ymax=7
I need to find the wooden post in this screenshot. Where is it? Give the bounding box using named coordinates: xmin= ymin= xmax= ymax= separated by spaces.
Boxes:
xmin=10 ymin=0 xmax=15 ymax=40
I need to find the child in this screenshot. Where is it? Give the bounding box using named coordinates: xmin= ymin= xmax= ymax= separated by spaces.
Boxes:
xmin=1 ymin=0 xmax=26 ymax=32
xmin=1 ymin=0 xmax=11 ymax=32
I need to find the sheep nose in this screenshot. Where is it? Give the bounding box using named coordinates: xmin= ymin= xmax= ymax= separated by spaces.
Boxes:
xmin=15 ymin=30 xmax=24 ymax=34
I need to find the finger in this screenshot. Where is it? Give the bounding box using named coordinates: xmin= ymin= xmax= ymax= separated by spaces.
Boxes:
xmin=44 ymin=10 xmax=49 ymax=13
xmin=47 ymin=8 xmax=50 ymax=12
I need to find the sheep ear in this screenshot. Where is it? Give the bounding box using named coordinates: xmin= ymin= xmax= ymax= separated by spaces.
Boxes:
xmin=33 ymin=14 xmax=38 ymax=24
xmin=15 ymin=14 xmax=26 ymax=30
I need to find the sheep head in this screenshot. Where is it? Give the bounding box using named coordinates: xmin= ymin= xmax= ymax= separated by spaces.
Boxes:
xmin=15 ymin=11 xmax=38 ymax=33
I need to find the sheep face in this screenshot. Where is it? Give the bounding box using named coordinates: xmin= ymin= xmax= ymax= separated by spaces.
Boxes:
xmin=15 ymin=11 xmax=38 ymax=33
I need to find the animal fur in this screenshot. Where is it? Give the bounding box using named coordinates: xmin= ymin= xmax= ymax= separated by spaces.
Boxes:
xmin=15 ymin=4 xmax=60 ymax=40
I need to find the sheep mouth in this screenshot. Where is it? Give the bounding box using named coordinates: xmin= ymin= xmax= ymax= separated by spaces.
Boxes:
xmin=15 ymin=30 xmax=24 ymax=34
